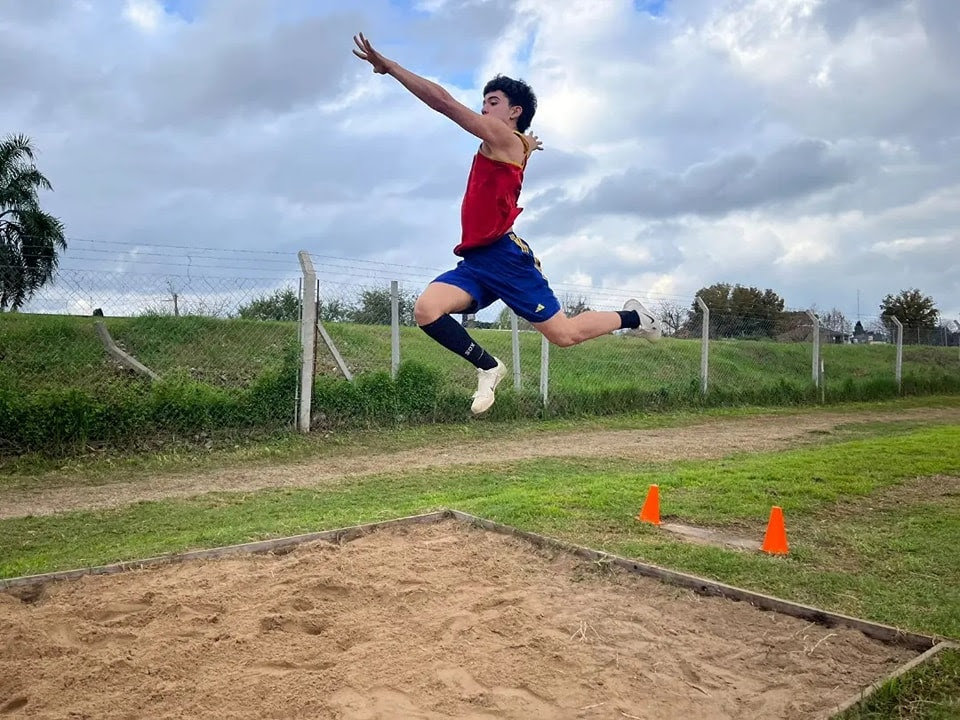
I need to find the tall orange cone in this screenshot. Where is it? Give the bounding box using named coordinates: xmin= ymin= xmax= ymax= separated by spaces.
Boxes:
xmin=761 ymin=506 xmax=789 ymax=555
xmin=637 ymin=484 xmax=661 ymax=525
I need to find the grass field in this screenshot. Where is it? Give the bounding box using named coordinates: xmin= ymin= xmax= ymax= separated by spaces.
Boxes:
xmin=3 ymin=312 xmax=958 ymax=396
xmin=2 ymin=312 xmax=959 ymax=455
xmin=1 ymin=403 xmax=958 ymax=717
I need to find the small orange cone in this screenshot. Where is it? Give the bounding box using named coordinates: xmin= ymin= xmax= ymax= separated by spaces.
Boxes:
xmin=761 ymin=506 xmax=789 ymax=555
xmin=637 ymin=484 xmax=661 ymax=525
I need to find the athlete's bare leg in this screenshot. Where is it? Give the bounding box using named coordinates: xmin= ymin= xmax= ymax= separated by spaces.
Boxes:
xmin=533 ymin=299 xmax=661 ymax=347
xmin=532 ymin=310 xmax=622 ymax=348
xmin=413 ymin=282 xmax=474 ymax=325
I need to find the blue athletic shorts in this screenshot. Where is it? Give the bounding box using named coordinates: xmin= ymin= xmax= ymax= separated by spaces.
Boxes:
xmin=432 ymin=232 xmax=562 ymax=324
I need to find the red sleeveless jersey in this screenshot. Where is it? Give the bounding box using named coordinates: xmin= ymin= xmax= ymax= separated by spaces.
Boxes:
xmin=454 ymin=132 xmax=529 ymax=256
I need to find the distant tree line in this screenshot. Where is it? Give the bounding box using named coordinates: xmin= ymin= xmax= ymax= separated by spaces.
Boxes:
xmin=237 ymin=286 xmax=418 ymax=326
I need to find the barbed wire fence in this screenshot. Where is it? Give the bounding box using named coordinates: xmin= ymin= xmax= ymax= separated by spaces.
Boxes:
xmin=1 ymin=241 xmax=958 ymax=453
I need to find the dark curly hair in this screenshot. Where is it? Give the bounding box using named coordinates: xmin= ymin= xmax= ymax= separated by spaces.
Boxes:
xmin=483 ymin=75 xmax=537 ymax=132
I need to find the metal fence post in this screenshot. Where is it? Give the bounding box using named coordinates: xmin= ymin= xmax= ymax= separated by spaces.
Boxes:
xmin=892 ymin=316 xmax=903 ymax=393
xmin=696 ymin=296 xmax=710 ymax=396
xmin=540 ymin=333 xmax=549 ymax=407
xmin=806 ymin=310 xmax=820 ymax=388
xmin=297 ymin=251 xmax=317 ymax=433
xmin=390 ymin=280 xmax=400 ymax=379
xmin=510 ymin=309 xmax=521 ymax=390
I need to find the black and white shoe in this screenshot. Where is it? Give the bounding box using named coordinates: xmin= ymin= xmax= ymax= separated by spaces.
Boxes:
xmin=623 ymin=299 xmax=661 ymax=341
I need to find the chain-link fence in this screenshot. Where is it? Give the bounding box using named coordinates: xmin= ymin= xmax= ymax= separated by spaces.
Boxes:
xmin=1 ymin=242 xmax=303 ymax=454
xmin=2 ymin=242 xmax=958 ymax=455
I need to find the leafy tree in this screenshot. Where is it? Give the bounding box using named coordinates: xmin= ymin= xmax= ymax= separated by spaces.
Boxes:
xmin=238 ymin=287 xmax=300 ymax=321
xmin=729 ymin=285 xmax=784 ymax=338
xmin=238 ymin=287 xmax=354 ymax=323
xmin=0 ymin=134 xmax=67 ymax=310
xmin=685 ymin=283 xmax=784 ymax=338
xmin=685 ymin=282 xmax=731 ymax=336
xmin=349 ymin=287 xmax=418 ymax=326
xmin=318 ymin=297 xmax=350 ymax=323
xmin=880 ymin=288 xmax=939 ymax=328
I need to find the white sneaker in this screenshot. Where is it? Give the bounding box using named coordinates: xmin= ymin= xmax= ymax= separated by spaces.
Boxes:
xmin=623 ymin=299 xmax=661 ymax=341
xmin=471 ymin=358 xmax=507 ymax=414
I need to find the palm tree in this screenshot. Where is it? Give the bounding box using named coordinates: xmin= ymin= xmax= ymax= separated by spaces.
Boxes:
xmin=0 ymin=133 xmax=67 ymax=311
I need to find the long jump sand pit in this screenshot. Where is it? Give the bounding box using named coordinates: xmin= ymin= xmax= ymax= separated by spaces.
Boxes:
xmin=0 ymin=515 xmax=928 ymax=719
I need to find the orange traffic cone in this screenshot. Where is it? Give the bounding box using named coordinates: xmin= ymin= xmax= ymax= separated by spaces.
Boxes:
xmin=637 ymin=484 xmax=661 ymax=525
xmin=761 ymin=506 xmax=789 ymax=555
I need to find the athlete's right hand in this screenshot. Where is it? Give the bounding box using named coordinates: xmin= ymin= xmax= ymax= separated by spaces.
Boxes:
xmin=525 ymin=132 xmax=544 ymax=153
xmin=352 ymin=33 xmax=393 ymax=74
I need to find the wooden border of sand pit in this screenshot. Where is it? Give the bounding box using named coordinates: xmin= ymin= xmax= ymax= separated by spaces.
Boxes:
xmin=1 ymin=508 xmax=954 ymax=719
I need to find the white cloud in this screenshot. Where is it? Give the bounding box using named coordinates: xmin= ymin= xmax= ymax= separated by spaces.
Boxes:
xmin=123 ymin=0 xmax=163 ymax=32
xmin=3 ymin=0 xmax=958 ymax=321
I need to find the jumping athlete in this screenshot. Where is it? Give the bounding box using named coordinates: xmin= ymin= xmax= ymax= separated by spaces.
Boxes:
xmin=352 ymin=33 xmax=661 ymax=414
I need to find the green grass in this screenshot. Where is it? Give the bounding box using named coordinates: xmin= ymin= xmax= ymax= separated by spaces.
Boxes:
xmin=4 ymin=394 xmax=959 ymax=487
xmin=2 ymin=311 xmax=959 ymax=455
xmin=3 ymin=426 xmax=958 ymax=631
xmin=4 ymin=313 xmax=958 ymax=397
xmin=1 ymin=421 xmax=958 ymax=716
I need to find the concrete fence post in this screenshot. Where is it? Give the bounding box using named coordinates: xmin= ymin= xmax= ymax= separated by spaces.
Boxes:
xmin=806 ymin=310 xmax=820 ymax=388
xmin=892 ymin=316 xmax=903 ymax=393
xmin=390 ymin=280 xmax=400 ymax=379
xmin=696 ymin=296 xmax=710 ymax=396
xmin=297 ymin=251 xmax=317 ymax=433
xmin=540 ymin=333 xmax=549 ymax=407
xmin=510 ymin=309 xmax=521 ymax=390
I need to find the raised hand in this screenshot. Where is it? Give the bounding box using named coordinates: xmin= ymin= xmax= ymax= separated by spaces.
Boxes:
xmin=352 ymin=33 xmax=392 ymax=74
xmin=525 ymin=132 xmax=544 ymax=153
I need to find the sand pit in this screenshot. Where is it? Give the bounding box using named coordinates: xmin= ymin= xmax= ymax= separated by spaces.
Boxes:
xmin=1 ymin=520 xmax=916 ymax=719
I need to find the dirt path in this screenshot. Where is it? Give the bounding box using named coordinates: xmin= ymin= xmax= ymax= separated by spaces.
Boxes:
xmin=2 ymin=406 xmax=958 ymax=520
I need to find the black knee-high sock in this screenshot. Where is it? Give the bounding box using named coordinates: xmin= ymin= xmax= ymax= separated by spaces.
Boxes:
xmin=617 ymin=310 xmax=641 ymax=329
xmin=420 ymin=315 xmax=498 ymax=370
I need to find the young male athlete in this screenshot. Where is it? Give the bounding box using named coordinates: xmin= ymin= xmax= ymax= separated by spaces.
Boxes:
xmin=352 ymin=33 xmax=660 ymax=414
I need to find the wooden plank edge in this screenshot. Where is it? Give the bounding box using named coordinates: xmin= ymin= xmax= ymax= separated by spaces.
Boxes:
xmin=0 ymin=510 xmax=449 ymax=590
xmin=823 ymin=641 xmax=958 ymax=719
xmin=445 ymin=509 xmax=942 ymax=653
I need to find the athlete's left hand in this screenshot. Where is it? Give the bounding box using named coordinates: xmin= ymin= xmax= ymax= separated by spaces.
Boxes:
xmin=352 ymin=33 xmax=393 ymax=74
xmin=525 ymin=132 xmax=544 ymax=153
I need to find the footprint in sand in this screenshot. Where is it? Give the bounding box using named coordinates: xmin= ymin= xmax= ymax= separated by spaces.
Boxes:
xmin=437 ymin=665 xmax=486 ymax=698
xmin=328 ymin=687 xmax=502 ymax=720
xmin=46 ymin=623 xmax=82 ymax=649
xmin=249 ymin=659 xmax=336 ymax=677
xmin=0 ymin=697 xmax=28 ymax=714
xmin=258 ymin=614 xmax=328 ymax=636
xmin=84 ymin=601 xmax=151 ymax=624
xmin=434 ymin=666 xmax=563 ymax=719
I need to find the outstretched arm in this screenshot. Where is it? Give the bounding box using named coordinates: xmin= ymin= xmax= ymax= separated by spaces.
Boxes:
xmin=352 ymin=33 xmax=516 ymax=149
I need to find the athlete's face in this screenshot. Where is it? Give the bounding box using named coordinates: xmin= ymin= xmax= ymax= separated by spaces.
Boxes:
xmin=481 ymin=91 xmax=521 ymax=127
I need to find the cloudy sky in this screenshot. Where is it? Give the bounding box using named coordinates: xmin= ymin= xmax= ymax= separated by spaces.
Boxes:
xmin=3 ymin=0 xmax=958 ymax=322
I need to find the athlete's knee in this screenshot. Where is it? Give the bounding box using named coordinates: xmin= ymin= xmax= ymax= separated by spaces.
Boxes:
xmin=539 ymin=318 xmax=582 ymax=348
xmin=415 ymin=295 xmax=450 ymax=326
xmin=414 ymin=298 xmax=436 ymax=326
xmin=550 ymin=332 xmax=583 ymax=348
